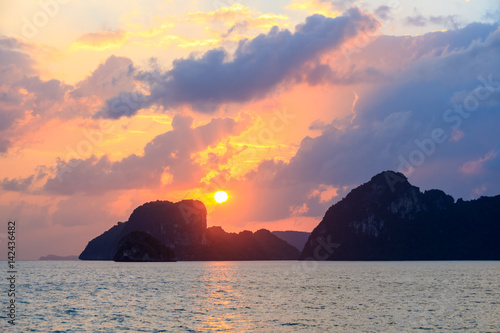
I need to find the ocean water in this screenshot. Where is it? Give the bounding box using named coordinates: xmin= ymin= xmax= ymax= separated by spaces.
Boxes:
xmin=2 ymin=260 xmax=499 ymax=332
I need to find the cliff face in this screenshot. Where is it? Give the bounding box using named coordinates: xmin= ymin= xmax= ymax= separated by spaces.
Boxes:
xmin=79 ymin=200 xmax=299 ymax=261
xmin=122 ymin=199 xmax=208 ymax=260
xmin=79 ymin=200 xmax=206 ymax=261
xmin=113 ymin=231 xmax=176 ymax=262
xmin=301 ymin=171 xmax=500 ymax=260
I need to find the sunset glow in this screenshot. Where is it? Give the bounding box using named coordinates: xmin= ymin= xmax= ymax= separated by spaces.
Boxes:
xmin=0 ymin=0 xmax=499 ymax=260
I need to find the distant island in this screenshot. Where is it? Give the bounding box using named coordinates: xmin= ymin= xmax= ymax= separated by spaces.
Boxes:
xmin=301 ymin=171 xmax=500 ymax=260
xmin=39 ymin=254 xmax=79 ymax=261
xmin=272 ymin=231 xmax=311 ymax=252
xmin=79 ymin=170 xmax=500 ymax=262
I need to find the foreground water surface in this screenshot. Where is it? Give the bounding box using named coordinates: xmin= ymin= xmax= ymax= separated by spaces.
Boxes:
xmin=2 ymin=260 xmax=499 ymax=332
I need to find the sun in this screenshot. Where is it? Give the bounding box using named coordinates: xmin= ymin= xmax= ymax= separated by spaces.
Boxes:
xmin=214 ymin=191 xmax=228 ymax=203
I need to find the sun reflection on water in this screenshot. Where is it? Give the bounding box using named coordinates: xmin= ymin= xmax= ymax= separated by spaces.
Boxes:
xmin=194 ymin=262 xmax=248 ymax=331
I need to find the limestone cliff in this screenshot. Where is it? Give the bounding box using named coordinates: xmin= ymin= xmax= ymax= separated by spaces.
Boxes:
xmin=80 ymin=199 xmax=299 ymax=261
xmin=301 ymin=171 xmax=500 ymax=260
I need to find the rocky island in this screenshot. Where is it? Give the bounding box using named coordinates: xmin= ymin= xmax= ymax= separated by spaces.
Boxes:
xmin=79 ymin=200 xmax=299 ymax=261
xmin=301 ymin=171 xmax=500 ymax=260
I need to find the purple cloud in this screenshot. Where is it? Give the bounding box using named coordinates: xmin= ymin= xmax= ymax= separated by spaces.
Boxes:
xmin=96 ymin=8 xmax=379 ymax=118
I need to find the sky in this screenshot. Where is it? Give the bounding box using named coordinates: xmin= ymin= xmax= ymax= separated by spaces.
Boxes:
xmin=0 ymin=0 xmax=499 ymax=260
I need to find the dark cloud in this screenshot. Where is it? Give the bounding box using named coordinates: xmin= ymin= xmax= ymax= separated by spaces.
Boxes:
xmin=97 ymin=8 xmax=379 ymax=118
xmin=0 ymin=37 xmax=36 ymax=82
xmin=1 ymin=176 xmax=34 ymax=191
xmin=374 ymin=6 xmax=391 ymax=20
xmin=406 ymin=14 xmax=460 ymax=29
xmin=405 ymin=15 xmax=427 ymax=27
xmin=303 ymin=63 xmax=381 ymax=86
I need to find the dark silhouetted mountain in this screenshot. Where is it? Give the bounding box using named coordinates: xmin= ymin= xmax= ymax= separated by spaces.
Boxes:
xmin=301 ymin=171 xmax=500 ymax=260
xmin=79 ymin=221 xmax=127 ymax=260
xmin=202 ymin=227 xmax=300 ymax=260
xmin=272 ymin=231 xmax=311 ymax=252
xmin=80 ymin=200 xmax=207 ymax=260
xmin=80 ymin=200 xmax=299 ymax=261
xmin=113 ymin=231 xmax=176 ymax=262
xmin=39 ymin=254 xmax=79 ymax=260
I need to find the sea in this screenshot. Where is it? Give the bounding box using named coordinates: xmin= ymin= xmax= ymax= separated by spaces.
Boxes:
xmin=2 ymin=260 xmax=499 ymax=332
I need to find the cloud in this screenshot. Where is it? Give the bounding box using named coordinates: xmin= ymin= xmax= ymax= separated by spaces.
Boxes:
xmin=36 ymin=115 xmax=248 ymax=195
xmin=52 ymin=194 xmax=117 ymax=226
xmin=0 ymin=37 xmax=37 ymax=132
xmin=186 ymin=4 xmax=289 ymax=43
xmin=374 ymin=6 xmax=391 ymax=20
xmin=287 ymin=0 xmax=355 ymax=17
xmin=14 ymin=76 xmax=69 ymax=116
xmin=429 ymin=16 xmax=460 ymax=29
xmin=0 ymin=200 xmax=51 ymax=229
xmin=187 ymin=4 xmax=253 ymax=23
xmin=218 ymin=22 xmax=500 ymax=223
xmin=222 ymin=13 xmax=290 ymax=38
xmin=0 ymin=37 xmax=37 ymax=82
xmin=406 ymin=14 xmax=460 ymax=29
xmin=0 ymin=139 xmax=9 ymax=153
xmin=405 ymin=14 xmax=427 ymax=27
xmin=71 ymin=29 xmax=129 ymax=50
xmin=308 ymin=119 xmax=328 ymax=130
xmin=290 ymin=203 xmax=309 ymax=216
xmin=1 ymin=176 xmax=34 ymax=192
xmin=308 ymin=184 xmax=342 ymax=203
xmin=0 ymin=36 xmax=73 ymax=152
xmin=484 ymin=5 xmax=500 ymax=23
xmin=461 ymin=150 xmax=498 ymax=174
xmin=96 ymin=8 xmax=379 ymax=118
xmin=328 ymin=0 xmax=356 ymax=12
xmin=70 ymin=55 xmax=136 ymax=100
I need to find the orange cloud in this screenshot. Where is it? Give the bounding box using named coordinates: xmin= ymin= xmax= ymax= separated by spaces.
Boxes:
xmin=71 ymin=29 xmax=129 ymax=51
xmin=188 ymin=4 xmax=289 ymax=40
xmin=290 ymin=203 xmax=309 ymax=216
xmin=187 ymin=4 xmax=253 ymax=23
xmin=308 ymin=184 xmax=342 ymax=203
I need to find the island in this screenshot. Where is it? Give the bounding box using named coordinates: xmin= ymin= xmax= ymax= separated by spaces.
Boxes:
xmin=301 ymin=171 xmax=500 ymax=260
xmin=79 ymin=200 xmax=300 ymax=261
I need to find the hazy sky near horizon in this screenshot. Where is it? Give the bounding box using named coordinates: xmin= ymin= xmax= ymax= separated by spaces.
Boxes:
xmin=1 ymin=0 xmax=499 ymax=259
